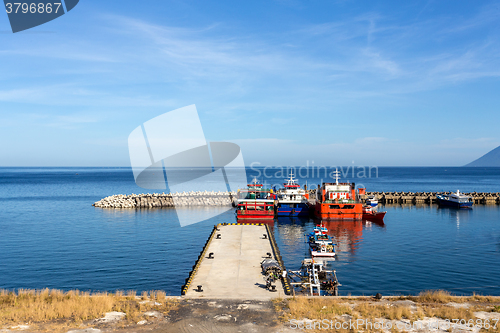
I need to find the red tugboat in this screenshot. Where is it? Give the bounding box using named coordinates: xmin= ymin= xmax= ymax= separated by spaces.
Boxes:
xmin=236 ymin=178 xmax=275 ymax=220
xmin=314 ymin=169 xmax=363 ymax=220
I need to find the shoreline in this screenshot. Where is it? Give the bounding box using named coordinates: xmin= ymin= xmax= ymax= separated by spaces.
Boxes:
xmin=1 ymin=290 xmax=499 ymax=333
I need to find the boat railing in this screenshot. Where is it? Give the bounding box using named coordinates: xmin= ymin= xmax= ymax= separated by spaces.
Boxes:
xmin=323 ymin=199 xmax=358 ymax=204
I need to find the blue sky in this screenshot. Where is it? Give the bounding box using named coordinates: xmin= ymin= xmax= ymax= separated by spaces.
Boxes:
xmin=1 ymin=0 xmax=500 ymax=166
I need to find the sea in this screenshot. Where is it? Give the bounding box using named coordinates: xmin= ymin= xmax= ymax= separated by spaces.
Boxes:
xmin=0 ymin=167 xmax=499 ymax=296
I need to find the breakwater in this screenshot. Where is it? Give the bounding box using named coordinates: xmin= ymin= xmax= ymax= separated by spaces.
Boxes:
xmin=360 ymin=192 xmax=500 ymax=205
xmin=92 ymin=191 xmax=236 ymax=208
xmin=93 ymin=190 xmax=500 ymax=208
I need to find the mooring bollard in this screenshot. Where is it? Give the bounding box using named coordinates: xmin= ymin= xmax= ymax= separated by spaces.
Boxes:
xmin=266 ymin=252 xmax=272 ymax=258
xmin=197 ymin=285 xmax=203 ymax=292
xmin=263 ymin=234 xmax=267 ymax=239
xmin=216 ymin=234 xmax=221 ymax=239
xmin=208 ymin=252 xmax=214 ymax=259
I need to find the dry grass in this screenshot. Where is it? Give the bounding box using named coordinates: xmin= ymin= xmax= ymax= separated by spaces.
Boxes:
xmin=354 ymin=302 xmax=419 ymax=321
xmin=472 ymin=294 xmax=500 ymax=303
xmin=412 ymin=290 xmax=500 ymax=305
xmin=277 ymin=297 xmax=353 ymax=320
xmin=413 ymin=290 xmax=462 ymax=303
xmin=425 ymin=306 xmax=475 ymax=321
xmin=275 ymin=297 xmax=354 ymax=333
xmin=0 ymin=289 xmax=177 ymax=332
xmin=278 ymin=291 xmax=500 ymax=333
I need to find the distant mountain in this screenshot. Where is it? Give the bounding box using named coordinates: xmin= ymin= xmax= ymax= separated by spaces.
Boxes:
xmin=466 ymin=146 xmax=500 ymax=166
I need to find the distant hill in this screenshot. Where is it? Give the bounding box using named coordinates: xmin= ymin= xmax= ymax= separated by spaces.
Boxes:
xmin=466 ymin=146 xmax=500 ymax=166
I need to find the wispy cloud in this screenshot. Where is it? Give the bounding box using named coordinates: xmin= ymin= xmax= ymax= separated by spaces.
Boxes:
xmin=3 ymin=6 xmax=499 ymax=105
xmin=1 ymin=2 xmax=499 ymax=166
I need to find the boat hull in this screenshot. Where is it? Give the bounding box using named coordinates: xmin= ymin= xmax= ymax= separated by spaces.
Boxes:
xmin=314 ymin=202 xmax=363 ymax=220
xmin=276 ymin=203 xmax=310 ymax=217
xmin=436 ymin=198 xmax=473 ymax=209
xmin=362 ymin=211 xmax=386 ymax=221
xmin=236 ymin=212 xmax=274 ymax=220
xmin=310 ymin=251 xmax=336 ymax=257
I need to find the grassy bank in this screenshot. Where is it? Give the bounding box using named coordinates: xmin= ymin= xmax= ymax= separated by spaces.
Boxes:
xmin=275 ymin=291 xmax=500 ymax=332
xmin=0 ymin=289 xmax=177 ymax=332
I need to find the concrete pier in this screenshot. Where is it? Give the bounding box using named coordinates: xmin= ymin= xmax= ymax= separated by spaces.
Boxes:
xmin=182 ymin=224 xmax=290 ymax=299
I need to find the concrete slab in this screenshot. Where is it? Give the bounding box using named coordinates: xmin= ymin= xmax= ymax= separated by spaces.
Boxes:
xmin=184 ymin=224 xmax=285 ymax=299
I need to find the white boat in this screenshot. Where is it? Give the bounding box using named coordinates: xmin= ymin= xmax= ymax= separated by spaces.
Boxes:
xmin=307 ymin=225 xmax=336 ymax=257
xmin=365 ymin=195 xmax=378 ymax=207
xmin=436 ymin=190 xmax=473 ymax=209
xmin=275 ymin=172 xmax=310 ymax=217
xmin=288 ymin=258 xmax=340 ymax=296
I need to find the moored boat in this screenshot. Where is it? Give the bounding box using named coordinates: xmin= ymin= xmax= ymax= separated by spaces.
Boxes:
xmin=365 ymin=195 xmax=378 ymax=207
xmin=288 ymin=258 xmax=340 ymax=296
xmin=436 ymin=190 xmax=473 ymax=209
xmin=362 ymin=205 xmax=386 ymax=222
xmin=308 ymin=224 xmax=336 ymax=257
xmin=275 ymin=172 xmax=310 ymax=217
xmin=236 ymin=178 xmax=275 ymax=220
xmin=314 ymin=169 xmax=363 ymax=220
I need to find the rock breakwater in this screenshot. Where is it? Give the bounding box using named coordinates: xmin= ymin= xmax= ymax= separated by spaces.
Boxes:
xmin=93 ymin=191 xmax=236 ymax=209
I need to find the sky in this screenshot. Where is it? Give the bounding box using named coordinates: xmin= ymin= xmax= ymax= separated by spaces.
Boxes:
xmin=1 ymin=0 xmax=500 ymax=167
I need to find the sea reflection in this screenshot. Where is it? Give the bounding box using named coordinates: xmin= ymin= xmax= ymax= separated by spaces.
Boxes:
xmin=237 ymin=218 xmax=276 ymax=229
xmin=437 ymin=206 xmax=472 ymax=229
xmin=274 ymin=217 xmax=386 ymax=258
xmin=274 ymin=217 xmax=309 ymax=248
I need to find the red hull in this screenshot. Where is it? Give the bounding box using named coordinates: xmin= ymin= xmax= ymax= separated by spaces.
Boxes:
xmin=314 ymin=202 xmax=363 ymax=220
xmin=236 ymin=212 xmax=274 ymax=220
xmin=362 ymin=211 xmax=386 ymax=221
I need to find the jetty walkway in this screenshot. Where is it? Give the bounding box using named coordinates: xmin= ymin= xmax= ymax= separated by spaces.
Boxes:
xmin=182 ymin=223 xmax=291 ymax=299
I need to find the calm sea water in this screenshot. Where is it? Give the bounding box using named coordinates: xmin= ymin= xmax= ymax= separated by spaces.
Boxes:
xmin=0 ymin=167 xmax=499 ymax=296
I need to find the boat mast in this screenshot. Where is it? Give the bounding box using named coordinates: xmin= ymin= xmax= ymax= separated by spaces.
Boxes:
xmin=334 ymin=168 xmax=340 ymax=185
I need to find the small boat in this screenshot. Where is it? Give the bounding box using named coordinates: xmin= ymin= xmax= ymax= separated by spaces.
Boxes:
xmin=365 ymin=195 xmax=378 ymax=207
xmin=288 ymin=258 xmax=340 ymax=296
xmin=436 ymin=190 xmax=473 ymax=209
xmin=307 ymin=224 xmax=336 ymax=257
xmin=275 ymin=172 xmax=310 ymax=217
xmin=314 ymin=168 xmax=363 ymax=220
xmin=236 ymin=178 xmax=275 ymax=220
xmin=362 ymin=205 xmax=386 ymax=221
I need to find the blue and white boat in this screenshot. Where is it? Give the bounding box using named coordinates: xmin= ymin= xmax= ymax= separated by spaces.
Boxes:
xmin=436 ymin=190 xmax=473 ymax=209
xmin=275 ymin=173 xmax=310 ymax=217
xmin=307 ymin=224 xmax=336 ymax=257
xmin=365 ymin=195 xmax=378 ymax=207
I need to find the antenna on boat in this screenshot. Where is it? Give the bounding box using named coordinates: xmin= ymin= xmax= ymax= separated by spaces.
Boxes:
xmin=334 ymin=168 xmax=340 ymax=185
xmin=285 ymin=171 xmax=298 ymax=187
